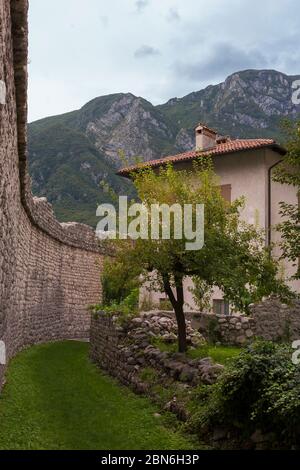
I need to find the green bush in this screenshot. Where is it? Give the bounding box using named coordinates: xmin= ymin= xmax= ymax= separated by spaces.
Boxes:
xmin=189 ymin=340 xmax=300 ymax=448
xmin=159 ymin=299 xmax=173 ymax=311
xmin=102 ymin=258 xmax=140 ymax=306
xmin=207 ymin=317 xmax=222 ymax=344
xmin=139 ymin=367 xmax=159 ymax=383
xmin=89 ymin=288 xmax=140 ymax=325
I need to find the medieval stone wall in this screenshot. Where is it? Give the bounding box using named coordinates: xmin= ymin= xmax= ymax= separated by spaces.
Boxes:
xmin=0 ymin=0 xmax=104 ymax=385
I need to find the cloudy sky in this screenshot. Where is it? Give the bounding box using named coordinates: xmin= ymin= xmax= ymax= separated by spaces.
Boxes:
xmin=28 ymin=0 xmax=300 ymax=122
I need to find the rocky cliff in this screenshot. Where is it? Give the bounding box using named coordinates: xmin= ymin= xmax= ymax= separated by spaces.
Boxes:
xmin=28 ymin=69 xmax=300 ymax=226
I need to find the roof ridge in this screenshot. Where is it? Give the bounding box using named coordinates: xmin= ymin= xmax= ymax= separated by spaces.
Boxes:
xmin=118 ymin=138 xmax=285 ymax=176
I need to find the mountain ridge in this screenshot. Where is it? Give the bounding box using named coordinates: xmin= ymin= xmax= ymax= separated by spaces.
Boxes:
xmin=28 ymin=69 xmax=300 ymax=226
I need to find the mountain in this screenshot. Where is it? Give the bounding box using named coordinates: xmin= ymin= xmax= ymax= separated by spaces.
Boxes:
xmin=158 ymin=69 xmax=300 ymax=142
xmin=28 ymin=69 xmax=300 ymax=226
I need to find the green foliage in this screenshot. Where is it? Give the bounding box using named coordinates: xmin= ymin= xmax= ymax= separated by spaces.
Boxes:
xmin=189 ymin=340 xmax=300 ymax=447
xmin=28 ymin=121 xmax=135 ymax=227
xmin=159 ymin=299 xmax=173 ymax=311
xmin=139 ymin=367 xmax=159 ymax=383
xmin=274 ymin=120 xmax=300 ymax=188
xmin=102 ymin=257 xmax=140 ymax=306
xmin=98 ymin=288 xmax=140 ymax=324
xmin=207 ymin=317 xmax=222 ymax=344
xmin=189 ymin=278 xmax=213 ymax=312
xmin=104 ymin=158 xmax=292 ymax=352
xmin=89 ymin=287 xmax=140 ymax=327
xmin=273 ymin=120 xmax=300 ymax=279
xmin=139 ymin=294 xmax=156 ymax=312
xmin=150 ymin=336 xmax=178 ymax=354
xmin=151 ymin=337 xmax=241 ymax=365
xmin=112 ymin=158 xmax=291 ymax=314
xmin=0 ymin=341 xmax=196 ymax=450
xmin=188 ymin=344 xmax=241 ymax=365
xmin=97 ymin=256 xmax=141 ymax=323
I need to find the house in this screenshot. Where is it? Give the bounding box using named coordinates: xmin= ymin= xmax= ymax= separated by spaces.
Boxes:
xmin=118 ymin=123 xmax=300 ymax=313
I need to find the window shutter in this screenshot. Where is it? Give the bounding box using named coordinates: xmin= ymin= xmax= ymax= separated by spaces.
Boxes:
xmin=221 ymin=184 xmax=232 ymax=202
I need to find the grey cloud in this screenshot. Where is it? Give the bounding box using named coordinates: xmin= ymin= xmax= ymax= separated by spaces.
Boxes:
xmin=134 ymin=45 xmax=160 ymax=59
xmin=135 ymin=0 xmax=149 ymax=12
xmin=174 ymin=43 xmax=268 ymax=82
xmin=167 ymin=7 xmax=180 ymax=22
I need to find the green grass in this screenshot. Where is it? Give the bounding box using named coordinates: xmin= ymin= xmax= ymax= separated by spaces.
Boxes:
xmin=0 ymin=341 xmax=199 ymax=450
xmin=151 ymin=337 xmax=241 ymax=365
xmin=187 ymin=344 xmax=241 ymax=364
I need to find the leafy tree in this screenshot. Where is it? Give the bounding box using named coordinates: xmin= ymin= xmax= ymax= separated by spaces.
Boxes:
xmin=273 ymin=120 xmax=300 ymax=279
xmin=101 ymin=258 xmax=140 ymax=306
xmin=105 ymin=158 xmax=291 ymax=353
xmin=188 ymin=278 xmax=213 ymax=312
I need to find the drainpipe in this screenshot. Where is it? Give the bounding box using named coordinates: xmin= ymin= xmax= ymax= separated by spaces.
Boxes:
xmin=267 ymin=160 xmax=283 ymax=246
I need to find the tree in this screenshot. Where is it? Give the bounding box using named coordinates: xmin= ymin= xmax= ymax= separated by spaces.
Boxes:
xmin=105 ymin=158 xmax=291 ymax=353
xmin=101 ymin=257 xmax=140 ymax=306
xmin=273 ymin=120 xmax=300 ymax=279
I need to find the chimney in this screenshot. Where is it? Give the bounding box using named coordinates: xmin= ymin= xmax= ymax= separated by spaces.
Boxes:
xmin=195 ymin=123 xmax=217 ymax=151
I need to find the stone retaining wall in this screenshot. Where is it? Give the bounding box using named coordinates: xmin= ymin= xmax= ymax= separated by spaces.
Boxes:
xmin=196 ymin=313 xmax=255 ymax=345
xmin=251 ymin=298 xmax=300 ymax=341
xmin=0 ymin=0 xmax=104 ymax=385
xmin=196 ymin=298 xmax=300 ymax=345
xmin=90 ymin=311 xmax=223 ymax=394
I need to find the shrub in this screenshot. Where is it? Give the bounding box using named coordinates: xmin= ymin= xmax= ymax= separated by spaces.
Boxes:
xmin=90 ymin=288 xmax=140 ymax=324
xmin=139 ymin=367 xmax=159 ymax=383
xmin=102 ymin=258 xmax=140 ymax=306
xmin=159 ymin=299 xmax=173 ymax=311
xmin=207 ymin=317 xmax=221 ymax=344
xmin=189 ymin=340 xmax=300 ymax=448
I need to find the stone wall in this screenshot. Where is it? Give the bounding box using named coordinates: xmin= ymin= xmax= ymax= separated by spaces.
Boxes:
xmin=251 ymin=298 xmax=300 ymax=341
xmin=196 ymin=313 xmax=255 ymax=346
xmin=90 ymin=311 xmax=223 ymax=394
xmin=196 ymin=298 xmax=300 ymax=345
xmin=0 ymin=0 xmax=104 ymax=385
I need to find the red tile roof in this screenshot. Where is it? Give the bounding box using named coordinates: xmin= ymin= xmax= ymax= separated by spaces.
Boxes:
xmin=117 ymin=138 xmax=286 ymax=177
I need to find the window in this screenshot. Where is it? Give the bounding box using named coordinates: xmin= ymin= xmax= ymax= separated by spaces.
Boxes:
xmin=220 ymin=184 xmax=232 ymax=203
xmin=213 ymin=299 xmax=230 ymax=316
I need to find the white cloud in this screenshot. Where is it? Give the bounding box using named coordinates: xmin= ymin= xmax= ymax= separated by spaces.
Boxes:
xmin=28 ymin=0 xmax=300 ymax=121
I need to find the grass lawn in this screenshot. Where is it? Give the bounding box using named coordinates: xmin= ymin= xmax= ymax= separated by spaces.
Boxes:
xmin=0 ymin=341 xmax=200 ymax=450
xmin=188 ymin=344 xmax=241 ymax=364
xmin=151 ymin=338 xmax=242 ymax=365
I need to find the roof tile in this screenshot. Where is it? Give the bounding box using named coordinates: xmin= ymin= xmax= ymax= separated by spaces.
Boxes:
xmin=118 ymin=139 xmax=286 ymax=176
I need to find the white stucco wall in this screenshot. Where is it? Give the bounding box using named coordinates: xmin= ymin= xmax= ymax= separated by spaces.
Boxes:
xmin=267 ymin=151 xmax=300 ymax=293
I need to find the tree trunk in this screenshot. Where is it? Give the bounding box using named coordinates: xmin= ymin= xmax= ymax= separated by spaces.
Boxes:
xmin=174 ymin=302 xmax=187 ymax=353
xmin=163 ymin=275 xmax=187 ymax=353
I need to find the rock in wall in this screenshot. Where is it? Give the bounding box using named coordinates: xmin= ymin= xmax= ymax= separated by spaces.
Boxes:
xmin=90 ymin=311 xmax=223 ymax=391
xmin=250 ymin=298 xmax=300 ymax=342
xmin=0 ymin=0 xmax=104 ymax=384
xmin=195 ymin=298 xmax=300 ymax=346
